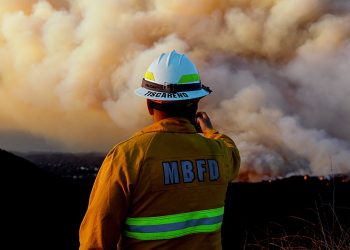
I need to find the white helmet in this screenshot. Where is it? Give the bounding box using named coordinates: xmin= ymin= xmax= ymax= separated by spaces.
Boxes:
xmin=135 ymin=50 xmax=212 ymax=101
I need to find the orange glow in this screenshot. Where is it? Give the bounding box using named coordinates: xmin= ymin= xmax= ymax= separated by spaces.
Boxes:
xmin=238 ymin=168 xmax=273 ymax=182
xmin=304 ymin=175 xmax=308 ymax=181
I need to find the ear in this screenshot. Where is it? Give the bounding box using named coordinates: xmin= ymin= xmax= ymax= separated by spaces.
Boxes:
xmin=147 ymin=99 xmax=154 ymax=115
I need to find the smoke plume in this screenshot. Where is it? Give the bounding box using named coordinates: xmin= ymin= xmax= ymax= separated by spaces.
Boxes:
xmin=1 ymin=0 xmax=350 ymax=180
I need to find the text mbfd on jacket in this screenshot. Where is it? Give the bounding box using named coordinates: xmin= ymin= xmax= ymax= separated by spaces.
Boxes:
xmin=162 ymin=159 xmax=220 ymax=185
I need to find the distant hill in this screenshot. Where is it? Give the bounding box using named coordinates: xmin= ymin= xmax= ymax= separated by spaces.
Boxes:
xmin=0 ymin=148 xmax=49 ymax=177
xmin=1 ymin=149 xmax=349 ymax=249
xmin=18 ymin=151 xmax=104 ymax=178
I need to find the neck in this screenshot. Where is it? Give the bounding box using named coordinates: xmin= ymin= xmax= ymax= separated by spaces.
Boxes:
xmin=152 ymin=110 xmax=175 ymax=122
xmin=152 ymin=110 xmax=196 ymax=125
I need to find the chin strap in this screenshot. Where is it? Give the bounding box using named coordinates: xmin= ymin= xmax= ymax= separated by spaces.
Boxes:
xmin=202 ymin=84 xmax=213 ymax=93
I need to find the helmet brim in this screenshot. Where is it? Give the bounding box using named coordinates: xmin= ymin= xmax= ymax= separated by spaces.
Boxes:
xmin=134 ymin=87 xmax=210 ymax=101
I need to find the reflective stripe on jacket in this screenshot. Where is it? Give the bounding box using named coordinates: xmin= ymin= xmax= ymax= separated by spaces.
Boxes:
xmin=124 ymin=206 xmax=224 ymax=240
xmin=79 ymin=117 xmax=240 ymax=250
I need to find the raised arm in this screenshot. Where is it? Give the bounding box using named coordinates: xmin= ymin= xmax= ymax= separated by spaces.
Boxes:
xmin=196 ymin=111 xmax=241 ymax=180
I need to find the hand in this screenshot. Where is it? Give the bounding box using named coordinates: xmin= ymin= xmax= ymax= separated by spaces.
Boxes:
xmin=196 ymin=112 xmax=214 ymax=133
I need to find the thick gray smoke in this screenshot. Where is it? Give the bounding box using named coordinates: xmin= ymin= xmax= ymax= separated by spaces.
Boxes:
xmin=0 ymin=0 xmax=350 ymax=180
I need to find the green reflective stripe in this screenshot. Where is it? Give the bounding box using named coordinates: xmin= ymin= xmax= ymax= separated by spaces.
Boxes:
xmin=126 ymin=207 xmax=224 ymax=226
xmin=178 ymin=74 xmax=200 ymax=84
xmin=144 ymin=71 xmax=155 ymax=81
xmin=124 ymin=222 xmax=222 ymax=240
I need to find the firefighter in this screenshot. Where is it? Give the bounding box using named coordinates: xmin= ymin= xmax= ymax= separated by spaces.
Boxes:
xmin=79 ymin=50 xmax=240 ymax=250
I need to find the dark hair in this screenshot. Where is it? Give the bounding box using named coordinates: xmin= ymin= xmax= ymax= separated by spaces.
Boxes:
xmin=148 ymin=99 xmax=199 ymax=118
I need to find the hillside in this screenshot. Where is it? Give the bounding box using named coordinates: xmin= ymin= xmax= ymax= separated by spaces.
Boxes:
xmin=223 ymin=176 xmax=350 ymax=248
xmin=0 ymin=149 xmax=93 ymax=250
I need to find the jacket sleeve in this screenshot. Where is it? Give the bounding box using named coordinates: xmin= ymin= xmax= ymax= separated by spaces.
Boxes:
xmin=203 ymin=129 xmax=241 ymax=181
xmin=79 ymin=147 xmax=132 ymax=250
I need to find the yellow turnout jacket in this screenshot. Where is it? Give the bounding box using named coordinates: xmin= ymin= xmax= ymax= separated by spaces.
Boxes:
xmin=79 ymin=117 xmax=240 ymax=250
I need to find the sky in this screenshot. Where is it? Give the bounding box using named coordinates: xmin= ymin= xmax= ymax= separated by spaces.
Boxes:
xmin=0 ymin=0 xmax=350 ymax=180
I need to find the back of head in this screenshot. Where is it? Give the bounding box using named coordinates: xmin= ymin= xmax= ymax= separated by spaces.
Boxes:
xmin=148 ymin=99 xmax=199 ymax=119
xmin=135 ymin=50 xmax=212 ymax=119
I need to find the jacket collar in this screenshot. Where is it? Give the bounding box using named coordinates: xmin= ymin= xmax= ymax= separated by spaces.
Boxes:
xmin=135 ymin=117 xmax=197 ymax=135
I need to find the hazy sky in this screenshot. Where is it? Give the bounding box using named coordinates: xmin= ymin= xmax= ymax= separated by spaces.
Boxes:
xmin=1 ymin=0 xmax=350 ymax=180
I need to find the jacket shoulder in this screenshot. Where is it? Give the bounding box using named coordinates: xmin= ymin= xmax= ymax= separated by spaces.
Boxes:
xmin=106 ymin=131 xmax=157 ymax=158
